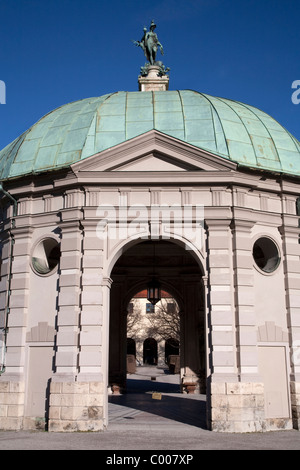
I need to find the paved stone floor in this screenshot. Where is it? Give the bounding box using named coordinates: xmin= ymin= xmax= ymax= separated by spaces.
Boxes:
xmin=108 ymin=365 xmax=207 ymax=429
xmin=0 ymin=366 xmax=299 ymax=450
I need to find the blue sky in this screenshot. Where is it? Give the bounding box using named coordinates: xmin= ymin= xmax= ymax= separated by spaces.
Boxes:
xmin=0 ymin=0 xmax=299 ymax=151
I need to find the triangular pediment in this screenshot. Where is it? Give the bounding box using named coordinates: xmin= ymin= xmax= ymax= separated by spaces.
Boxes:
xmin=112 ymin=152 xmax=197 ymax=172
xmin=71 ymin=130 xmax=237 ymax=176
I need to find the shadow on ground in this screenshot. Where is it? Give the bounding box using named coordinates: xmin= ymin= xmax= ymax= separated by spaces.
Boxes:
xmin=108 ymin=367 xmax=207 ymax=429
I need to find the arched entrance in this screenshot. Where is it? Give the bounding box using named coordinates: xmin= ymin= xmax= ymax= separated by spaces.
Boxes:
xmin=143 ymin=338 xmax=157 ymax=365
xmin=108 ymin=239 xmax=206 ymax=424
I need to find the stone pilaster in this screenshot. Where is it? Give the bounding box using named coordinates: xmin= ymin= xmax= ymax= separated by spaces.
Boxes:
xmin=206 ymin=216 xmax=264 ymax=432
xmin=78 ymin=219 xmax=104 ymax=382
xmin=206 ymin=218 xmax=236 ymax=380
xmin=48 ymin=210 xmax=83 ymax=431
xmin=232 ymin=219 xmax=259 ymax=380
xmin=49 ymin=210 xmax=107 ymax=432
xmin=0 ymin=222 xmax=33 ymax=430
xmin=54 ymin=211 xmax=82 ymax=379
xmin=280 ymin=218 xmax=300 ymax=430
xmin=0 ymin=227 xmax=12 ymax=367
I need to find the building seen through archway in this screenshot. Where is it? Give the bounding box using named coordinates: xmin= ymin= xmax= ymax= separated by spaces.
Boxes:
xmin=127 ymin=289 xmax=180 ymax=368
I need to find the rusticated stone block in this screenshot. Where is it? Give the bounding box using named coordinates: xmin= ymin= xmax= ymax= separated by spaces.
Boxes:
xmin=210 ymin=382 xmax=226 ymax=395
xmin=48 ymin=406 xmax=60 ymax=420
xmin=0 ymin=417 xmax=23 ymax=430
xmin=226 ymin=382 xmax=263 ymax=395
xmin=0 ymin=382 xmax=9 ymax=392
xmin=50 ymin=381 xmax=62 ymax=394
xmin=290 ymin=381 xmax=300 ymax=429
xmin=62 ymin=382 xmax=89 ymax=394
xmin=210 ymin=381 xmax=265 ymax=433
xmin=61 ymin=405 xmax=88 ymax=421
xmin=48 ymin=418 xmax=104 ymax=433
xmin=48 ymin=381 xmax=105 ymax=432
xmin=89 ymin=382 xmax=104 ymax=394
xmin=0 ymin=391 xmax=24 ymax=405
xmin=88 ymin=406 xmax=103 ymax=419
xmin=8 ymin=404 xmax=24 ymax=417
xmin=0 ymin=404 xmax=7 ymax=417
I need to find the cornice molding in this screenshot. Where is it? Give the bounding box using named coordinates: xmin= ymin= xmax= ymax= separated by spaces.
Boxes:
xmin=71 ymin=130 xmax=237 ymax=174
xmin=2 ymin=130 xmax=299 ymax=197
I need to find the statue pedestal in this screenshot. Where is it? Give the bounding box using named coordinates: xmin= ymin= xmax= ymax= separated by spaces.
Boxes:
xmin=138 ymin=65 xmax=169 ymax=92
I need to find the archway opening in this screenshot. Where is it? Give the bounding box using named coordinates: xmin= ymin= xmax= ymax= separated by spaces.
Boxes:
xmin=143 ymin=338 xmax=158 ymax=365
xmin=108 ymin=239 xmax=207 ymax=428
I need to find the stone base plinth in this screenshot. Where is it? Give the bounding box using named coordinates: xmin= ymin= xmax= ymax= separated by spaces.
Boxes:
xmin=209 ymin=382 xmax=265 ymax=433
xmin=23 ymin=417 xmax=47 ymax=430
xmin=48 ymin=381 xmax=105 ymax=432
xmin=138 ymin=65 xmax=169 ymax=92
xmin=0 ymin=380 xmax=25 ymax=431
xmin=291 ymin=381 xmax=300 ymax=430
xmin=264 ymin=418 xmax=293 ymax=431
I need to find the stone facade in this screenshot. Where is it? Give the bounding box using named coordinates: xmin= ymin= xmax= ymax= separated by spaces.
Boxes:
xmin=0 ymin=71 xmax=299 ymax=433
xmin=49 ymin=381 xmax=104 ymax=432
xmin=291 ymin=381 xmax=300 ymax=429
xmin=209 ymin=382 xmax=265 ymax=433
xmin=0 ymin=380 xmax=25 ymax=431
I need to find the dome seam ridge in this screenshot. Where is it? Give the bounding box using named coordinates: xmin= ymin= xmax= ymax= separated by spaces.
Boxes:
xmin=125 ymin=91 xmax=129 ymax=142
xmin=197 ymin=92 xmax=230 ymax=157
xmin=86 ymin=92 xmax=117 ymax=159
xmin=47 ymin=98 xmax=93 ymax=170
xmin=234 ymin=100 xmax=282 ymax=169
xmin=76 ymin=99 xmax=100 ymax=166
xmin=177 ymin=90 xmax=186 ymax=142
xmin=215 ymin=96 xmax=262 ymax=169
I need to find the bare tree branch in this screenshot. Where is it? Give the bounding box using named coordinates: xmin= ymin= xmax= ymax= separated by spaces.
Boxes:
xmin=127 ymin=299 xmax=143 ymax=339
xmin=146 ymin=298 xmax=180 ymax=343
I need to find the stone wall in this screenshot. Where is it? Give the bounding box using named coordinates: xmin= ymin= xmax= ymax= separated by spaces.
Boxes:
xmin=48 ymin=381 xmax=104 ymax=432
xmin=0 ymin=380 xmax=25 ymax=430
xmin=291 ymin=381 xmax=300 ymax=430
xmin=209 ymin=382 xmax=265 ymax=433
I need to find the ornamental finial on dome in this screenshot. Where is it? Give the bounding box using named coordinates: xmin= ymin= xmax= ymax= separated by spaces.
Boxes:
xmin=132 ymin=20 xmax=170 ymax=91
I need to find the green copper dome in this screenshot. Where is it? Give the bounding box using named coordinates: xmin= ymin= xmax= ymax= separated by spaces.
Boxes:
xmin=0 ymin=90 xmax=300 ymax=180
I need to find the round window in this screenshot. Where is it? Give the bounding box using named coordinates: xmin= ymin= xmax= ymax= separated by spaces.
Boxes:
xmin=252 ymin=237 xmax=280 ymax=273
xmin=32 ymin=238 xmax=60 ymax=275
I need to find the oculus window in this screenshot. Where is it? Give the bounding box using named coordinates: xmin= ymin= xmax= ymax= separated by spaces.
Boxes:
xmin=252 ymin=237 xmax=280 ymax=273
xmin=32 ymin=238 xmax=60 ymax=275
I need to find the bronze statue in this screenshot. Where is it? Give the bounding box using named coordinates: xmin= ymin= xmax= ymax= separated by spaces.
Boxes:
xmin=133 ymin=20 xmax=164 ymax=65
